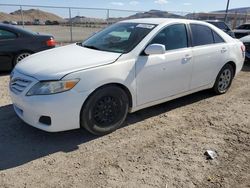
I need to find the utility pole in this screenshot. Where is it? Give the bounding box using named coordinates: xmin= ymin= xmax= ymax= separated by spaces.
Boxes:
xmin=224 ymin=0 xmax=230 ymax=22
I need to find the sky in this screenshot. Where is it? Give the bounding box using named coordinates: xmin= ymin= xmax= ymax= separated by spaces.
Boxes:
xmin=0 ymin=0 xmax=249 ymax=18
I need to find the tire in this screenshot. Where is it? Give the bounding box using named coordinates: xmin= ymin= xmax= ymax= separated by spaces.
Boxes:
xmin=14 ymin=52 xmax=31 ymax=66
xmin=213 ymin=64 xmax=234 ymax=95
xmin=80 ymin=86 xmax=129 ymax=135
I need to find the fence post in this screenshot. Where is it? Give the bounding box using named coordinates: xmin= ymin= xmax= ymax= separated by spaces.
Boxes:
xmin=245 ymin=12 xmax=248 ymax=24
xmin=232 ymin=12 xmax=238 ymax=29
xmin=20 ymin=5 xmax=24 ymax=28
xmin=106 ymin=9 xmax=110 ymax=26
xmin=68 ymin=7 xmax=73 ymax=43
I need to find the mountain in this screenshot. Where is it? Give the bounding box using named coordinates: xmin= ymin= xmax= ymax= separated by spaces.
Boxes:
xmin=108 ymin=10 xmax=184 ymax=23
xmin=69 ymin=16 xmax=105 ymax=23
xmin=127 ymin=10 xmax=184 ymax=19
xmin=0 ymin=9 xmax=64 ymax=22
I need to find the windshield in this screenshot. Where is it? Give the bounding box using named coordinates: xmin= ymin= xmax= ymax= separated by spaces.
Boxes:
xmin=82 ymin=22 xmax=156 ymax=53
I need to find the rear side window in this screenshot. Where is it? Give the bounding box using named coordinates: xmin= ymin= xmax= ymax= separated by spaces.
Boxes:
xmin=212 ymin=31 xmax=225 ymax=43
xmin=0 ymin=29 xmax=17 ymax=40
xmin=190 ymin=24 xmax=214 ymax=46
xmin=150 ymin=24 xmax=188 ymax=51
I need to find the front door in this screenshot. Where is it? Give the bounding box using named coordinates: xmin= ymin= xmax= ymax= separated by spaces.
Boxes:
xmin=136 ymin=24 xmax=193 ymax=106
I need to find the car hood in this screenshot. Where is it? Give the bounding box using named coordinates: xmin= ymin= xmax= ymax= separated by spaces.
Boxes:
xmin=240 ymin=35 xmax=250 ymax=43
xmin=15 ymin=44 xmax=122 ymax=80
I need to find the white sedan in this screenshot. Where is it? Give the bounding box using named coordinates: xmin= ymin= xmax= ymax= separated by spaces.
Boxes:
xmin=10 ymin=18 xmax=245 ymax=135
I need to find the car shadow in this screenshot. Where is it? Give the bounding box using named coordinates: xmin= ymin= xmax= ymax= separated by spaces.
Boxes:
xmin=0 ymin=71 xmax=10 ymax=77
xmin=0 ymin=89 xmax=215 ymax=170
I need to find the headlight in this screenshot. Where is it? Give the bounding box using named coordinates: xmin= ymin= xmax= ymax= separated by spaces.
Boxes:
xmin=26 ymin=79 xmax=79 ymax=96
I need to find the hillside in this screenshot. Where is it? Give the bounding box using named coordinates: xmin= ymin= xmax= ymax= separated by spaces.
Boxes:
xmin=215 ymin=7 xmax=250 ymax=13
xmin=0 ymin=9 xmax=64 ymax=22
xmin=108 ymin=10 xmax=184 ymax=23
xmin=127 ymin=10 xmax=183 ymax=19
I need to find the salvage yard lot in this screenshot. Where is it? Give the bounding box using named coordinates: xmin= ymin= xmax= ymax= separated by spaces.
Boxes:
xmin=21 ymin=25 xmax=103 ymax=43
xmin=0 ymin=64 xmax=250 ymax=187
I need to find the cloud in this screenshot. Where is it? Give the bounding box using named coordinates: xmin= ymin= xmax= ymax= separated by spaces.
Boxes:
xmin=183 ymin=2 xmax=191 ymax=6
xmin=129 ymin=1 xmax=139 ymax=6
xmin=110 ymin=1 xmax=124 ymax=6
xmin=154 ymin=0 xmax=168 ymax=5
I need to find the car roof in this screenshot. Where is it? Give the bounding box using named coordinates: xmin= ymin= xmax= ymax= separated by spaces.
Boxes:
xmin=239 ymin=23 xmax=250 ymax=26
xmin=0 ymin=23 xmax=37 ymax=35
xmin=120 ymin=18 xmax=209 ymax=25
xmin=205 ymin=20 xmax=225 ymax=23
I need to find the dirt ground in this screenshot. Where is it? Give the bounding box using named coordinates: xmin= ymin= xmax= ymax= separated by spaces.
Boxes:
xmin=0 ymin=64 xmax=249 ymax=188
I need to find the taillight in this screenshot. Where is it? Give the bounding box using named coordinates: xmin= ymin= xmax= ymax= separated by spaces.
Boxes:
xmin=241 ymin=44 xmax=245 ymax=58
xmin=46 ymin=38 xmax=56 ymax=47
xmin=241 ymin=45 xmax=246 ymax=52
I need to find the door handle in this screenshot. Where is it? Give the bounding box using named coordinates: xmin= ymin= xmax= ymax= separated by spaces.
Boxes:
xmin=184 ymin=54 xmax=192 ymax=61
xmin=221 ymin=48 xmax=227 ymax=53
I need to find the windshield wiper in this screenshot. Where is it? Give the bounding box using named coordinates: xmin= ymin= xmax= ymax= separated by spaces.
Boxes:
xmin=83 ymin=45 xmax=101 ymax=50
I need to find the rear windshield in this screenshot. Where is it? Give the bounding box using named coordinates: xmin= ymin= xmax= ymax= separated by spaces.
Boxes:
xmin=208 ymin=22 xmax=229 ymax=30
xmin=237 ymin=24 xmax=250 ymax=30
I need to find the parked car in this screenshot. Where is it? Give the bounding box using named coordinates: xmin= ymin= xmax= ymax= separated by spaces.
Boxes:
xmin=205 ymin=20 xmax=235 ymax=38
xmin=0 ymin=23 xmax=56 ymax=71
xmin=45 ymin=20 xmax=59 ymax=25
xmin=2 ymin=21 xmax=10 ymax=24
xmin=240 ymin=35 xmax=250 ymax=61
xmin=233 ymin=23 xmax=250 ymax=39
xmin=10 ymin=18 xmax=245 ymax=135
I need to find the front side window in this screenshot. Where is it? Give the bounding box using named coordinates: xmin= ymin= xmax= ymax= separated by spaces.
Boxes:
xmin=0 ymin=29 xmax=17 ymax=40
xmin=190 ymin=24 xmax=214 ymax=46
xmin=150 ymin=24 xmax=188 ymax=51
xmin=82 ymin=23 xmax=156 ymax=53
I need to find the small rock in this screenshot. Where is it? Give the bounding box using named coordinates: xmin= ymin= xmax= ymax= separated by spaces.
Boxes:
xmin=99 ymin=171 xmax=104 ymax=175
xmin=204 ymin=150 xmax=218 ymax=160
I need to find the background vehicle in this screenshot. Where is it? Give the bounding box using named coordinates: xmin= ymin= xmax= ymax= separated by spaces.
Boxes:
xmin=240 ymin=35 xmax=250 ymax=61
xmin=205 ymin=20 xmax=235 ymax=38
xmin=0 ymin=23 xmax=56 ymax=71
xmin=10 ymin=19 xmax=245 ymax=135
xmin=233 ymin=23 xmax=250 ymax=39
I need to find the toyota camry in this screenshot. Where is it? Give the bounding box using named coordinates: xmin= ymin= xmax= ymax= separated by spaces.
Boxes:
xmin=9 ymin=18 xmax=245 ymax=135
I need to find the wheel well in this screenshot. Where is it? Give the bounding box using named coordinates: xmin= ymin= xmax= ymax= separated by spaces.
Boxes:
xmin=226 ymin=61 xmax=236 ymax=77
xmin=86 ymin=83 xmax=133 ymax=108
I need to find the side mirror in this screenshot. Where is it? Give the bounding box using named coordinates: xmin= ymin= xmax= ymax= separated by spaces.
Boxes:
xmin=144 ymin=44 xmax=166 ymax=55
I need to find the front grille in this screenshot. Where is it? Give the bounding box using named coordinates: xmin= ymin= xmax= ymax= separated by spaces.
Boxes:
xmin=10 ymin=78 xmax=32 ymax=94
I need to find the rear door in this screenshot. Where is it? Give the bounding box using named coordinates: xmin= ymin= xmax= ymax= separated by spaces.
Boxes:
xmin=0 ymin=28 xmax=18 ymax=70
xmin=189 ymin=24 xmax=228 ymax=89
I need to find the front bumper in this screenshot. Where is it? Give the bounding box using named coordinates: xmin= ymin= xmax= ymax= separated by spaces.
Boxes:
xmin=9 ymin=71 xmax=90 ymax=132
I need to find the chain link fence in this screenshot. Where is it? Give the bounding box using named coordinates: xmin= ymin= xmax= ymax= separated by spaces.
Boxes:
xmin=0 ymin=4 xmax=250 ymax=44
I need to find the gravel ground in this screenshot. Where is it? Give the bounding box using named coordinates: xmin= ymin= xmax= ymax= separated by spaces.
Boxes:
xmin=0 ymin=64 xmax=249 ymax=188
